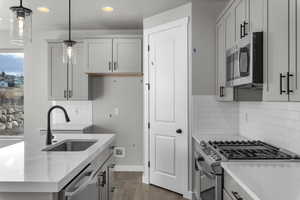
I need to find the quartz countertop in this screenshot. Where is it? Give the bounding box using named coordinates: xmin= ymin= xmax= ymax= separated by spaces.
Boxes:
xmin=40 ymin=124 xmax=93 ymax=131
xmin=222 ymin=162 xmax=300 ymax=200
xmin=0 ymin=132 xmax=115 ymax=193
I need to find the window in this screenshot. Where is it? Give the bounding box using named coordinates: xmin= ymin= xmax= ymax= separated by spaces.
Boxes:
xmin=0 ymin=52 xmax=24 ymax=136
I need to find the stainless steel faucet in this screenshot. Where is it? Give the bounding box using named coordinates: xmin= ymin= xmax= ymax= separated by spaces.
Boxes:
xmin=47 ymin=105 xmax=70 ymax=145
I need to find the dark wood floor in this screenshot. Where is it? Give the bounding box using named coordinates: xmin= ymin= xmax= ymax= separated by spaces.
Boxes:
xmin=113 ymin=172 xmax=187 ymax=200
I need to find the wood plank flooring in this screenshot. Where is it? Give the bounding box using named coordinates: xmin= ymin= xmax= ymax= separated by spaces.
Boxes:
xmin=113 ymin=172 xmax=187 ymax=200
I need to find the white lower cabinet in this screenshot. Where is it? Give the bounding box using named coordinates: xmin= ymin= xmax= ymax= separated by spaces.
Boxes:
xmin=48 ymin=42 xmax=89 ymax=101
xmin=224 ymin=171 xmax=254 ymax=200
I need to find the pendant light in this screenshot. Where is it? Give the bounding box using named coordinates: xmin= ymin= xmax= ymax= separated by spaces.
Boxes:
xmin=63 ymin=0 xmax=77 ymax=64
xmin=10 ymin=0 xmax=33 ymax=45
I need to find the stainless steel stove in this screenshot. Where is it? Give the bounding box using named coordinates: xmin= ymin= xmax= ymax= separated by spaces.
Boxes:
xmin=192 ymin=139 xmax=300 ymax=200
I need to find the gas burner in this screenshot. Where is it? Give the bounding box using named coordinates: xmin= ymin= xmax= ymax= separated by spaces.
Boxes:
xmin=207 ymin=140 xmax=300 ymax=160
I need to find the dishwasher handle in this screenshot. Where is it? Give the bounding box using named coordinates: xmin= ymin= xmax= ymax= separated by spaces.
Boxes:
xmin=64 ymin=170 xmax=94 ymax=198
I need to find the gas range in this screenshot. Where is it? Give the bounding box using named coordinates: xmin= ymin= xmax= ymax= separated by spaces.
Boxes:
xmin=199 ymin=140 xmax=300 ymax=165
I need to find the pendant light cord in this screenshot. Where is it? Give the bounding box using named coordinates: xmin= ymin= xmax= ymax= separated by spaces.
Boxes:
xmin=69 ymin=0 xmax=71 ymax=41
xmin=20 ymin=0 xmax=23 ymax=7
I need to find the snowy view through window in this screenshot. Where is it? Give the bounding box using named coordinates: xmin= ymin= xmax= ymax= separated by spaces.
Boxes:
xmin=0 ymin=53 xmax=24 ymax=136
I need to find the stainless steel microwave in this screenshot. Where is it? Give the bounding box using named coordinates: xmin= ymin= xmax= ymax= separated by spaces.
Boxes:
xmin=226 ymin=32 xmax=263 ymax=87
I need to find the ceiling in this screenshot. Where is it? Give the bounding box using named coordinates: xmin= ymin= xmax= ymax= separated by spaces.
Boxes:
xmin=0 ymin=0 xmax=191 ymax=30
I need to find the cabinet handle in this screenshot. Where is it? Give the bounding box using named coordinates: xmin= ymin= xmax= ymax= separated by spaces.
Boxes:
xmin=240 ymin=24 xmax=244 ymax=39
xmin=220 ymin=86 xmax=225 ymax=97
xmin=280 ymin=73 xmax=287 ymax=95
xmin=69 ymin=90 xmax=73 ymax=98
xmin=64 ymin=90 xmax=67 ymax=98
xmin=287 ymin=72 xmax=294 ymax=94
xmin=231 ymin=191 xmax=243 ymax=200
xmin=113 ymin=62 xmax=118 ymax=71
xmin=243 ymin=21 xmax=249 ymax=37
xmin=109 ymin=62 xmax=112 ymax=72
xmin=99 ymin=171 xmax=106 ymax=187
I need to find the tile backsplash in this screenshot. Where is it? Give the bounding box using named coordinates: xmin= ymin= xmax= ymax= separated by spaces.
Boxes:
xmin=192 ymin=95 xmax=239 ymax=135
xmin=51 ymin=101 xmax=92 ymax=125
xmin=239 ymin=102 xmax=300 ymax=154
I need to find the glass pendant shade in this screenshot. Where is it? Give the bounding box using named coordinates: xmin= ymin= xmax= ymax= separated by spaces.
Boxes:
xmin=63 ymin=40 xmax=77 ymax=64
xmin=10 ymin=1 xmax=32 ymax=46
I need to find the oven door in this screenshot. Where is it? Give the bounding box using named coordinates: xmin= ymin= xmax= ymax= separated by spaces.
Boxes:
xmin=195 ymin=157 xmax=223 ymax=200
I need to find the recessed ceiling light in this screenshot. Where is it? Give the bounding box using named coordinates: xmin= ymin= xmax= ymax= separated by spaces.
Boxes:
xmin=102 ymin=6 xmax=114 ymax=12
xmin=37 ymin=7 xmax=50 ymax=13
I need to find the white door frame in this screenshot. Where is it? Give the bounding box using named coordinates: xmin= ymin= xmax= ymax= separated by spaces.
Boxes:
xmin=142 ymin=17 xmax=191 ymax=198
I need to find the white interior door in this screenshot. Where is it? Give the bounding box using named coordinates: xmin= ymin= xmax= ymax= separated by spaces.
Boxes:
xmin=148 ymin=19 xmax=188 ymax=194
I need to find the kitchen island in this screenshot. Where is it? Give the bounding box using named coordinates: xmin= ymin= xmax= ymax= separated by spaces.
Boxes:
xmin=0 ymin=132 xmax=115 ymax=200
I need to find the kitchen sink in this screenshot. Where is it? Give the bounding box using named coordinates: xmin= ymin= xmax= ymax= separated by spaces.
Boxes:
xmin=42 ymin=139 xmax=97 ymax=152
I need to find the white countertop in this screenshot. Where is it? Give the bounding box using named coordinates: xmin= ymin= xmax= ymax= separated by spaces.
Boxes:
xmin=222 ymin=162 xmax=300 ymax=200
xmin=0 ymin=133 xmax=115 ymax=193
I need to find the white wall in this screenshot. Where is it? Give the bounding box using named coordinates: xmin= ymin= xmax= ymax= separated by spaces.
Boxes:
xmin=192 ymin=0 xmax=228 ymax=95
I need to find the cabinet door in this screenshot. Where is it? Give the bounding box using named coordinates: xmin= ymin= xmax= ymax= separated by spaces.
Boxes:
xmin=48 ymin=43 xmax=68 ymax=100
xmin=249 ymin=0 xmax=264 ymax=32
xmin=113 ymin=38 xmax=142 ymax=73
xmin=290 ymin=0 xmax=300 ymax=101
xmin=263 ymin=0 xmax=289 ymax=101
xmin=69 ymin=42 xmax=89 ymax=100
xmin=216 ymin=20 xmax=234 ymax=101
xmin=225 ymin=9 xmax=236 ymax=49
xmin=86 ymin=39 xmax=113 ymax=73
xmin=234 ymin=0 xmax=249 ymax=42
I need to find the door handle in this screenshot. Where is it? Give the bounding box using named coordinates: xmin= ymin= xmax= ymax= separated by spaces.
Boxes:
xmin=280 ymin=73 xmax=287 ymax=95
xmin=176 ymin=129 xmax=182 ymax=134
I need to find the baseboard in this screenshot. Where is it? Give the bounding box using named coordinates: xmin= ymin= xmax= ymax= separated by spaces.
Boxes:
xmin=114 ymin=165 xmax=144 ymax=172
xmin=142 ymin=174 xmax=149 ymax=184
xmin=183 ymin=191 xmax=193 ymax=200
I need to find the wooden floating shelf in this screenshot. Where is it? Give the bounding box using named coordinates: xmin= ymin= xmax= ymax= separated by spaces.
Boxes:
xmin=86 ymin=72 xmax=144 ymax=77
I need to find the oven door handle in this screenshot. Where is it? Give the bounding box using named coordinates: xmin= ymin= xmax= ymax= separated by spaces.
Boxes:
xmin=195 ymin=160 xmax=217 ymax=178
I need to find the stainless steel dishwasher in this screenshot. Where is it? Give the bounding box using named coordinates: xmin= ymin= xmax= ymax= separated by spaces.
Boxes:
xmin=59 ymin=155 xmax=115 ymax=200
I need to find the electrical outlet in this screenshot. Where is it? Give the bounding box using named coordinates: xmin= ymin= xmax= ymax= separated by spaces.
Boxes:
xmin=114 ymin=147 xmax=125 ymax=158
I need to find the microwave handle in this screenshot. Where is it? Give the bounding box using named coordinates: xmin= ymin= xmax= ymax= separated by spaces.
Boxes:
xmin=243 ymin=21 xmax=248 ymax=37
xmin=240 ymin=24 xmax=243 ymax=39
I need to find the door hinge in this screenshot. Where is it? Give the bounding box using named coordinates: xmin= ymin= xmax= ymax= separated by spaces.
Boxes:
xmin=148 ymin=161 xmax=150 ymax=168
xmin=148 ymin=122 xmax=150 ymax=129
xmin=148 ymin=45 xmax=150 ymax=52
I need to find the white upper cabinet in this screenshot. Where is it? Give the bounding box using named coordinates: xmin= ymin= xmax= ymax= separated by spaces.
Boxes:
xmin=85 ymin=38 xmax=142 ymax=74
xmin=216 ymin=20 xmax=234 ymax=101
xmin=48 ymin=43 xmax=68 ymax=100
xmin=86 ymin=39 xmax=113 ymax=73
xmin=48 ymin=42 xmax=89 ymax=101
xmin=289 ymin=0 xmax=300 ymax=101
xmin=263 ymin=0 xmax=289 ymax=101
xmin=68 ymin=43 xmax=89 ymax=100
xmin=234 ymin=0 xmax=249 ymax=42
xmin=225 ymin=9 xmax=236 ymax=49
xmin=113 ymin=39 xmax=142 ymax=73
